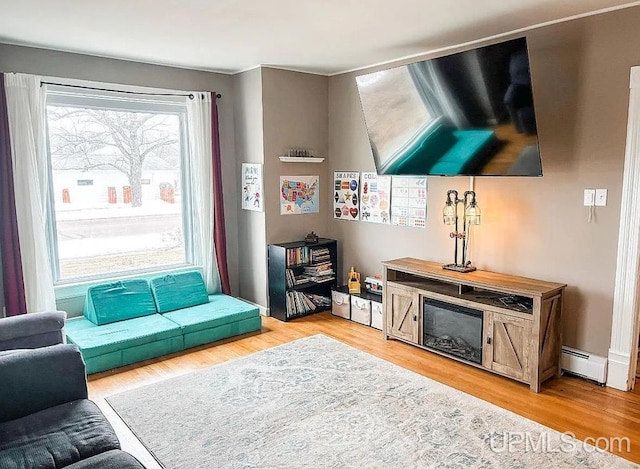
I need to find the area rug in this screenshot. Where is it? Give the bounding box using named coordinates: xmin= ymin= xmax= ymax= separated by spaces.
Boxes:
xmin=106 ymin=335 xmax=636 ymax=468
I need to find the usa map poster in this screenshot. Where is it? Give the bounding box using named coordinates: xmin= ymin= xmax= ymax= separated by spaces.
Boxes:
xmin=279 ymin=176 xmax=320 ymax=215
xmin=333 ymin=171 xmax=360 ymax=220
xmin=360 ymin=172 xmax=391 ymax=224
xmin=390 ymin=176 xmax=427 ymax=228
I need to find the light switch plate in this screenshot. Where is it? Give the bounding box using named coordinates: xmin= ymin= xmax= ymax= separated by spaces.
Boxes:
xmin=595 ymin=189 xmax=608 ymax=207
xmin=584 ymin=189 xmax=595 ymax=206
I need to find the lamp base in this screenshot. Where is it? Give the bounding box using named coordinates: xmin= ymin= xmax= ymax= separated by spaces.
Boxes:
xmin=442 ymin=263 xmax=477 ymax=273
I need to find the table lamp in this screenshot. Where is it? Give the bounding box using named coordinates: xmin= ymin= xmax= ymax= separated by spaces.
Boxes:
xmin=442 ymin=189 xmax=481 ymax=272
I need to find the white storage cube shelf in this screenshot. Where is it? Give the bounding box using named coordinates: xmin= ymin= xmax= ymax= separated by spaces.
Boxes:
xmin=331 ymin=290 xmax=351 ymax=319
xmin=371 ymin=300 xmax=383 ymax=330
xmin=350 ymin=295 xmax=371 ymax=326
xmin=332 ymin=286 xmax=382 ymax=330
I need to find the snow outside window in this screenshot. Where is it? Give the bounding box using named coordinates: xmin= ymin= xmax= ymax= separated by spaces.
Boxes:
xmin=45 ymin=87 xmax=194 ymax=284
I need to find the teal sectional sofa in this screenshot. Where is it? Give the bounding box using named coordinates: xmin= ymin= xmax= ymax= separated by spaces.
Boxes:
xmin=65 ymin=272 xmax=261 ymax=374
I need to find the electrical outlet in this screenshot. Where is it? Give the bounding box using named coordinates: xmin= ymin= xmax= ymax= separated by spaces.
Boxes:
xmin=595 ymin=189 xmax=608 ymax=207
xmin=584 ymin=189 xmax=595 ymax=206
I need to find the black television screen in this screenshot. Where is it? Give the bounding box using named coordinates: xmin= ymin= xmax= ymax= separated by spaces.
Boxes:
xmin=355 ymin=37 xmax=542 ymax=176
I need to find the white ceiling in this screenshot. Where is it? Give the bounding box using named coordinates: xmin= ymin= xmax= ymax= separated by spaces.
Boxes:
xmin=0 ymin=0 xmax=638 ymax=75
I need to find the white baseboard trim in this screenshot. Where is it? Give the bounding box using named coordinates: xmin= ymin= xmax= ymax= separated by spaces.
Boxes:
xmin=238 ymin=297 xmax=269 ymax=317
xmin=607 ymin=349 xmax=632 ymax=390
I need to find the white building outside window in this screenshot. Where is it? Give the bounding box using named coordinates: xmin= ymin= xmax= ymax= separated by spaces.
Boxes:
xmin=45 ymin=87 xmax=193 ymax=283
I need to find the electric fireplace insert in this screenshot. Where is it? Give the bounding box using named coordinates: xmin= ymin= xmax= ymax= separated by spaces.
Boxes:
xmin=423 ymin=298 xmax=483 ymax=364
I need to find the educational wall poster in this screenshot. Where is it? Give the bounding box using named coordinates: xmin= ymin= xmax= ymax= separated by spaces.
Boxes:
xmin=390 ymin=176 xmax=428 ymax=228
xmin=279 ymin=176 xmax=320 ymax=215
xmin=360 ymin=172 xmax=391 ymax=224
xmin=241 ymin=163 xmax=263 ymax=212
xmin=333 ymin=171 xmax=360 ymax=220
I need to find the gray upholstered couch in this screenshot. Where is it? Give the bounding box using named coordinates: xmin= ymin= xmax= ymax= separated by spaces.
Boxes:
xmin=0 ymin=310 xmax=66 ymax=351
xmin=0 ymin=311 xmax=145 ymax=469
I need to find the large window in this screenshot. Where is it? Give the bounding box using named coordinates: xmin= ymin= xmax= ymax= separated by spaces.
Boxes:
xmin=45 ymin=88 xmax=193 ymax=283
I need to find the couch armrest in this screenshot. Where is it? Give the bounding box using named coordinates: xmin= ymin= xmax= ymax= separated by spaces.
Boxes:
xmin=0 ymin=311 xmax=67 ymax=351
xmin=0 ymin=344 xmax=88 ymax=423
xmin=64 ymin=450 xmax=146 ymax=469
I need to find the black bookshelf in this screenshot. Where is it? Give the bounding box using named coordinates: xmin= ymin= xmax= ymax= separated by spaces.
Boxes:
xmin=268 ymin=238 xmax=338 ymax=321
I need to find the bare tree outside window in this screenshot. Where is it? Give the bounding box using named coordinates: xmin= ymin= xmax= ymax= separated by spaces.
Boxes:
xmin=48 ymin=107 xmax=179 ymax=207
xmin=45 ymin=103 xmax=189 ymax=281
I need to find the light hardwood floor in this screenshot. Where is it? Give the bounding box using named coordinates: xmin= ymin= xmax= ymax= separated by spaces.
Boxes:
xmin=88 ymin=312 xmax=640 ymax=467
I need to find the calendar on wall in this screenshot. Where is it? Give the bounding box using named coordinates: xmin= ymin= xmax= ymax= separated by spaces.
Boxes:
xmin=390 ymin=176 xmax=427 ymax=228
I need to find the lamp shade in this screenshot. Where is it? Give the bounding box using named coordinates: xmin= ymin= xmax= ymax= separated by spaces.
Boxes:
xmin=443 ymin=203 xmax=456 ymax=225
xmin=465 ymin=202 xmax=481 ymax=225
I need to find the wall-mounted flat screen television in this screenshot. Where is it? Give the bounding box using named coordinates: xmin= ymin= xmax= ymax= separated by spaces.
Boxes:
xmin=355 ymin=37 xmax=542 ymax=176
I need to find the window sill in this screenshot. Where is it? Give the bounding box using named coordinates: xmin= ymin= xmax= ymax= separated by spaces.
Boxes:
xmin=54 ymin=265 xmax=200 ymax=301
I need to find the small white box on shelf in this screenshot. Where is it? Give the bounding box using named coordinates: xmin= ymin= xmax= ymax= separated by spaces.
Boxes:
xmin=365 ymin=276 xmax=383 ymax=295
xmin=331 ymin=289 xmax=350 ymax=319
xmin=350 ymin=295 xmax=371 ymax=326
xmin=370 ymin=300 xmax=383 ymax=330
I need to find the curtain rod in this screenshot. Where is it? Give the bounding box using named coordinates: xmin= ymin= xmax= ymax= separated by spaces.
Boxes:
xmin=40 ymin=81 xmax=222 ymax=99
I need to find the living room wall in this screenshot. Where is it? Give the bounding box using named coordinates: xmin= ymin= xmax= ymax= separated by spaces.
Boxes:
xmin=261 ymin=67 xmax=329 ymax=245
xmin=233 ymin=67 xmax=268 ymax=308
xmin=327 ymin=7 xmax=640 ymax=357
xmin=0 ymin=44 xmax=240 ymax=314
xmin=231 ymin=67 xmax=329 ymax=310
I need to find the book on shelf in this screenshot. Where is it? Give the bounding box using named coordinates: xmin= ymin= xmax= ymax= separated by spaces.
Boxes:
xmin=303 ymin=261 xmax=332 ymax=274
xmin=306 ymin=293 xmax=332 ymax=308
xmin=285 ymin=269 xmax=313 ymax=288
xmin=310 ymin=247 xmax=331 ymax=264
xmin=286 ymin=291 xmax=331 ymax=318
xmin=311 ymin=275 xmax=335 ymax=284
xmin=286 ymin=246 xmax=310 ymax=267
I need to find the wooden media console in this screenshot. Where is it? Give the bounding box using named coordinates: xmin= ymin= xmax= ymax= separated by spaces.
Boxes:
xmin=382 ymin=258 xmax=566 ymax=392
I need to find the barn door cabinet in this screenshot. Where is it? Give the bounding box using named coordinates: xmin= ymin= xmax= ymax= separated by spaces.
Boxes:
xmin=382 ymin=258 xmax=565 ymax=392
xmin=483 ymin=312 xmax=532 ymax=382
xmin=385 ymin=282 xmax=420 ymax=344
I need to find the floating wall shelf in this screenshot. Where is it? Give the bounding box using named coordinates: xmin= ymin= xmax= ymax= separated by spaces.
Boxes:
xmin=279 ymin=156 xmax=325 ymax=163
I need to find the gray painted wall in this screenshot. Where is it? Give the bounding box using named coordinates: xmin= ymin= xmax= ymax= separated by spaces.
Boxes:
xmin=327 ymin=8 xmax=639 ymax=357
xmin=232 ymin=67 xmax=329 ymax=309
xmin=261 ymin=68 xmax=329 ymax=246
xmin=0 ymin=43 xmax=240 ymax=315
xmin=233 ymin=67 xmax=268 ymax=307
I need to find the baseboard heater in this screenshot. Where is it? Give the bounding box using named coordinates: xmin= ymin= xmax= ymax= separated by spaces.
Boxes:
xmin=561 ymin=346 xmax=607 ymax=384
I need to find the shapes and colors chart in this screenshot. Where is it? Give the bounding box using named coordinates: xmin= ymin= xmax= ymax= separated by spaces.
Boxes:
xmin=333 ymin=171 xmax=360 ymax=220
xmin=360 ymin=172 xmax=391 ymax=224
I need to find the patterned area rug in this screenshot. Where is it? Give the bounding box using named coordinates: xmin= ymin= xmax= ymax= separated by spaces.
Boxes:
xmin=106 ymin=335 xmax=636 ymax=468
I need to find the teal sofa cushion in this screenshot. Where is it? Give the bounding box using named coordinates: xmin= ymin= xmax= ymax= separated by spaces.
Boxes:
xmin=65 ymin=314 xmax=182 ymax=359
xmin=80 ymin=337 xmax=184 ymax=375
xmin=150 ymin=271 xmax=209 ymax=313
xmin=182 ymin=316 xmax=262 ymax=349
xmin=161 ymin=294 xmax=260 ymax=335
xmin=66 ymin=314 xmax=184 ymax=374
xmin=84 ymin=280 xmax=156 ymax=325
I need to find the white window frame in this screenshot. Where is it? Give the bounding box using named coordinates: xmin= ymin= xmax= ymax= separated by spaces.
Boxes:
xmin=44 ymin=86 xmax=195 ymax=287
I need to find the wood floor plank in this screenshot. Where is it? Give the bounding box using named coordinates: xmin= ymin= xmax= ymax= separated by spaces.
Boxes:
xmin=88 ymin=312 xmax=640 ymax=465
